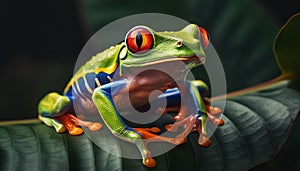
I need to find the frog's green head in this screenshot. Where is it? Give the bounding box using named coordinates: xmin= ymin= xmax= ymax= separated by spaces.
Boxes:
xmin=119 ymin=24 xmax=209 ymax=71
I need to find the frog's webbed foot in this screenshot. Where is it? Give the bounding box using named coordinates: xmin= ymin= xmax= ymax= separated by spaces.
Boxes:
xmin=206 ymin=105 xmax=224 ymax=126
xmin=55 ymin=114 xmax=102 ymax=135
xmin=164 ymin=114 xmax=215 ymax=147
xmin=118 ymin=129 xmax=157 ymax=168
xmin=39 ymin=114 xmax=102 ymax=135
xmin=131 ymin=126 xmax=186 ymax=167
xmin=166 ymin=105 xmax=224 ymax=147
xmin=192 ymin=120 xmax=211 ymax=147
xmin=161 ymin=104 xmax=223 ymax=147
xmin=164 ymin=106 xmax=221 ymax=127
xmin=165 ymin=115 xmax=199 ymax=145
xmin=133 ymin=127 xmax=176 ymax=144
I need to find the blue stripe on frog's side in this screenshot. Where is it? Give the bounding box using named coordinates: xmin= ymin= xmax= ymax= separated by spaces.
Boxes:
xmin=64 ymin=66 xmax=119 ymax=102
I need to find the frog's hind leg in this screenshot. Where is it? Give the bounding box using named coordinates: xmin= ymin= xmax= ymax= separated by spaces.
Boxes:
xmin=38 ymin=92 xmax=72 ymax=133
xmin=38 ymin=115 xmax=67 ymax=133
xmin=38 ymin=92 xmax=101 ymax=135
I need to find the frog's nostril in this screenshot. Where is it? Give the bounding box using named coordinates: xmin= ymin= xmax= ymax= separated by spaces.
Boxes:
xmin=198 ymin=27 xmax=209 ymax=49
xmin=176 ymin=40 xmax=183 ymax=48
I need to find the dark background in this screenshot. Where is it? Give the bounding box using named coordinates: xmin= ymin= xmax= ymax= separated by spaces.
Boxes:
xmin=1 ymin=0 xmax=299 ymax=120
xmin=1 ymin=0 xmax=300 ymax=170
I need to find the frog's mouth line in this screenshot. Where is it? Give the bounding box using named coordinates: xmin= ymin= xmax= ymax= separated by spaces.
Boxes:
xmin=138 ymin=56 xmax=205 ymax=67
xmin=121 ymin=56 xmax=205 ymax=79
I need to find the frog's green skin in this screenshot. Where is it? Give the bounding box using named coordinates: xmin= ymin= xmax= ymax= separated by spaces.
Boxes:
xmin=38 ymin=24 xmax=223 ymax=168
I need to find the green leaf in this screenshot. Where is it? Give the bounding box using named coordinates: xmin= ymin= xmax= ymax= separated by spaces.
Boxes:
xmin=274 ymin=13 xmax=300 ymax=86
xmin=1 ymin=86 xmax=299 ymax=171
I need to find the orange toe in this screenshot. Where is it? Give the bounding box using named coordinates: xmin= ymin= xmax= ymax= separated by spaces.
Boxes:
xmin=198 ymin=135 xmax=211 ymax=147
xmin=88 ymin=123 xmax=102 ymax=131
xmin=68 ymin=127 xmax=83 ymax=135
xmin=209 ymin=106 xmax=222 ymax=115
xmin=143 ymin=158 xmax=157 ymax=168
xmin=165 ymin=124 xmax=175 ymax=132
xmin=214 ymin=118 xmax=224 ymax=126
xmin=148 ymin=127 xmax=160 ymax=133
xmin=175 ymin=137 xmax=188 ymax=145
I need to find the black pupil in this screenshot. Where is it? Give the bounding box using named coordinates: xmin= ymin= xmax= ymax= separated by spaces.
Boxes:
xmin=136 ymin=31 xmax=143 ymax=49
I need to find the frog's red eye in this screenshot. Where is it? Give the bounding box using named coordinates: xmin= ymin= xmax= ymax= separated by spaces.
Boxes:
xmin=199 ymin=27 xmax=209 ymax=49
xmin=125 ymin=26 xmax=154 ymax=54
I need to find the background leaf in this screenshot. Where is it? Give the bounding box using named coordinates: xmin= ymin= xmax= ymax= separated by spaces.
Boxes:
xmin=274 ymin=13 xmax=300 ymax=88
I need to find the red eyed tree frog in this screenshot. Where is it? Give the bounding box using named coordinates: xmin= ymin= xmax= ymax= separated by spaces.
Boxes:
xmin=38 ymin=24 xmax=224 ymax=167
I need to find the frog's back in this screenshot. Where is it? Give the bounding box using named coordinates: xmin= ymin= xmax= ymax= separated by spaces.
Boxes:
xmin=63 ymin=43 xmax=124 ymax=99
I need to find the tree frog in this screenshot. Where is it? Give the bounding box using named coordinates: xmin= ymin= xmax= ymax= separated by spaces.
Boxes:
xmin=38 ymin=24 xmax=224 ymax=167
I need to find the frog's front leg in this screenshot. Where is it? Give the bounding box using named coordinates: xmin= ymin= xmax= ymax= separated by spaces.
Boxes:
xmin=165 ymin=81 xmax=224 ymax=146
xmin=190 ymin=80 xmax=224 ymax=125
xmin=38 ymin=92 xmax=101 ymax=135
xmin=158 ymin=80 xmax=223 ymax=124
xmin=92 ymin=79 xmax=158 ymax=167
